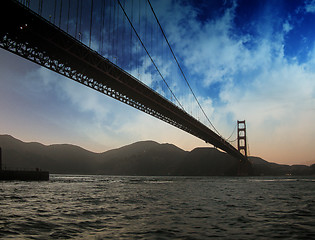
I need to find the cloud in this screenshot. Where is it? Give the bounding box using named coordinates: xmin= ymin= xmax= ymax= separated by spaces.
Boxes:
xmin=305 ymin=0 xmax=315 ymax=13
xmin=283 ymin=20 xmax=293 ymax=34
xmin=158 ymin=0 xmax=242 ymax=87
xmin=217 ymin=31 xmax=315 ymax=164
xmin=152 ymin=0 xmax=315 ymax=163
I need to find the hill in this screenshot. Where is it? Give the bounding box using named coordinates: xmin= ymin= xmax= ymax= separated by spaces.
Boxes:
xmin=97 ymin=141 xmax=187 ymax=175
xmin=0 ymin=134 xmax=99 ymax=174
xmin=0 ymin=135 xmax=314 ymax=176
xmin=250 ymin=156 xmax=314 ymax=176
xmin=175 ymin=147 xmax=239 ymax=176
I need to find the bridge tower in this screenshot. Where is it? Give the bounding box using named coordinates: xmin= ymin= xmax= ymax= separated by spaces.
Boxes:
xmin=237 ymin=120 xmax=247 ymax=159
xmin=237 ymin=120 xmax=251 ymax=175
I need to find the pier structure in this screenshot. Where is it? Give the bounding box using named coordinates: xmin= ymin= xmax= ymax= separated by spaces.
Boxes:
xmin=0 ymin=146 xmax=49 ymax=181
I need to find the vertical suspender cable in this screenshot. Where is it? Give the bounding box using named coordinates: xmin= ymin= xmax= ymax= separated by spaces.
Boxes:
xmin=75 ymin=0 xmax=79 ymax=38
xmin=106 ymin=0 xmax=109 ymax=55
xmin=122 ymin=0 xmax=126 ymax=66
xmin=117 ymin=0 xmax=120 ymax=63
xmin=118 ymin=0 xmax=123 ymax=65
xmin=89 ymin=0 xmax=94 ymax=48
xmin=67 ymin=0 xmax=70 ymax=33
xmin=130 ymin=0 xmax=133 ymax=69
xmin=79 ymin=0 xmax=82 ymax=41
xmin=114 ymin=0 xmax=117 ymax=62
xmin=145 ymin=0 xmax=148 ymax=78
xmin=116 ymin=0 xmax=119 ymax=63
xmin=144 ymin=0 xmax=147 ymax=49
xmin=109 ymin=0 xmax=112 ymax=58
xmin=53 ymin=0 xmax=57 ymax=24
xmin=100 ymin=0 xmax=103 ymax=53
xmin=118 ymin=0 xmax=121 ymax=64
xmin=104 ymin=0 xmax=107 ymax=54
xmin=111 ymin=1 xmax=116 ymax=60
xmin=138 ymin=0 xmax=140 ymax=79
xmin=103 ymin=0 xmax=106 ymax=54
xmin=59 ymin=0 xmax=62 ymax=28
xmin=149 ymin=3 xmax=154 ymax=87
xmin=117 ymin=0 xmax=119 ymax=63
xmin=38 ymin=0 xmax=42 ymax=15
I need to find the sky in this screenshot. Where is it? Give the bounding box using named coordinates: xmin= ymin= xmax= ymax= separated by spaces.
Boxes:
xmin=1 ymin=0 xmax=315 ymax=165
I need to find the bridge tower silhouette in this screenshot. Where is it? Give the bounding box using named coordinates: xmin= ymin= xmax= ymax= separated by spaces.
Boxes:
xmin=237 ymin=120 xmax=248 ymax=159
xmin=237 ymin=120 xmax=252 ymax=175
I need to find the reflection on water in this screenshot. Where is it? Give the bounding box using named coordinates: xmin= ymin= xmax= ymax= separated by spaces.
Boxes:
xmin=0 ymin=175 xmax=314 ymax=239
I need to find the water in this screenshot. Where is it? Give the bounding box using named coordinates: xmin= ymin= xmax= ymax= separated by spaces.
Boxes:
xmin=0 ymin=175 xmax=314 ymax=239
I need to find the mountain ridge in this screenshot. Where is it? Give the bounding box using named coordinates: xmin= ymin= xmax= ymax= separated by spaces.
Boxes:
xmin=0 ymin=134 xmax=314 ymax=176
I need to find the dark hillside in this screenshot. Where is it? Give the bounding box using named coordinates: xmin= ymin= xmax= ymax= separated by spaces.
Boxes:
xmin=98 ymin=141 xmax=187 ymax=175
xmin=0 ymin=135 xmax=98 ymax=174
xmin=1 ymin=135 xmax=314 ymax=176
xmin=175 ymin=147 xmax=239 ymax=176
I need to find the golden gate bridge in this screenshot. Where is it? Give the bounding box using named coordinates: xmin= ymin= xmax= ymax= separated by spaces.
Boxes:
xmin=0 ymin=0 xmax=251 ymax=174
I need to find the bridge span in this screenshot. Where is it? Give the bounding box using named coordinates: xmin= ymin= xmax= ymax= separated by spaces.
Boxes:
xmin=0 ymin=0 xmax=248 ymax=163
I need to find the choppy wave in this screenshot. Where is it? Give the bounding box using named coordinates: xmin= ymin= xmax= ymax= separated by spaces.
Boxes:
xmin=1 ymin=175 xmax=314 ymax=239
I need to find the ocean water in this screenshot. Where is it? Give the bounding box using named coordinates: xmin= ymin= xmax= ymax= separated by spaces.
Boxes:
xmin=0 ymin=175 xmax=314 ymax=239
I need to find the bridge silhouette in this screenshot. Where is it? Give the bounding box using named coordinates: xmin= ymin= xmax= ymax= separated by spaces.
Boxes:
xmin=0 ymin=0 xmax=249 ymax=167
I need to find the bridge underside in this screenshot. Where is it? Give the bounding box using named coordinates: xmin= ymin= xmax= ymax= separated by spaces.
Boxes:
xmin=0 ymin=0 xmax=247 ymax=163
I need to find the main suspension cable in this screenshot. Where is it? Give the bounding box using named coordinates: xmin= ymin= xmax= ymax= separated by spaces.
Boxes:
xmin=146 ymin=0 xmax=221 ymax=137
xmin=117 ymin=0 xmax=184 ymax=111
xmin=226 ymin=123 xmax=237 ymax=141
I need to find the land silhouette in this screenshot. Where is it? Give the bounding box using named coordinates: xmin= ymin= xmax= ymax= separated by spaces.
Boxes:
xmin=0 ymin=135 xmax=314 ymax=176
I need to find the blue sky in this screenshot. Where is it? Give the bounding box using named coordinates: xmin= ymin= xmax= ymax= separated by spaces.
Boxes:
xmin=1 ymin=0 xmax=315 ymax=165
